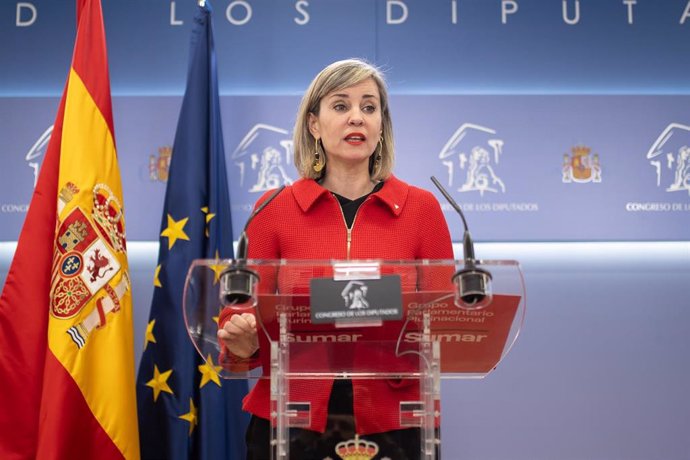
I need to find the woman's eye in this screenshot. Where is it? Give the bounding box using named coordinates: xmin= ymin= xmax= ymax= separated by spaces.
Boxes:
xmin=363 ymin=105 xmax=377 ymax=113
xmin=333 ymin=103 xmax=347 ymax=111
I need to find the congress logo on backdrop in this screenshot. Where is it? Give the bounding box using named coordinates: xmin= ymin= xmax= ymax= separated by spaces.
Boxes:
xmin=25 ymin=125 xmax=52 ymax=187
xmin=231 ymin=124 xmax=295 ymax=192
xmin=562 ymin=145 xmax=602 ymax=183
xmin=1 ymin=125 xmax=52 ymax=219
xmin=646 ymin=123 xmax=690 ymax=195
xmin=438 ymin=123 xmax=506 ymax=196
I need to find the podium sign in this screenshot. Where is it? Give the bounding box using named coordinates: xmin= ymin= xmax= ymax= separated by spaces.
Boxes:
xmin=309 ymin=275 xmax=403 ymax=323
xmin=184 ymin=259 xmax=525 ymax=459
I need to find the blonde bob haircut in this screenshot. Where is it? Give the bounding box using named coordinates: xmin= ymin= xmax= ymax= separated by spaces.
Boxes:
xmin=293 ymin=58 xmax=394 ymax=181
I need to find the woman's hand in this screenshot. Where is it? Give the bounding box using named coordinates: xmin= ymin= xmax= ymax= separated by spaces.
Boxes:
xmin=217 ymin=312 xmax=259 ymax=358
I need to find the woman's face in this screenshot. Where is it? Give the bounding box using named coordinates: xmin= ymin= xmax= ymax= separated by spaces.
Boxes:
xmin=308 ymin=78 xmax=383 ymax=170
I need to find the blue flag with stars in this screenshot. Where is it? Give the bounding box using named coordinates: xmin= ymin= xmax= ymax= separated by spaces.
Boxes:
xmin=136 ymin=2 xmax=248 ymax=459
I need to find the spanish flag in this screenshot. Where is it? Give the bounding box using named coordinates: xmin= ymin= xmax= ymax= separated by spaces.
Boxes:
xmin=0 ymin=1 xmax=139 ymax=458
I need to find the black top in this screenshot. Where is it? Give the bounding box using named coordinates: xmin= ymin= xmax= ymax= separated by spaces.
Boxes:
xmin=331 ymin=181 xmax=384 ymax=228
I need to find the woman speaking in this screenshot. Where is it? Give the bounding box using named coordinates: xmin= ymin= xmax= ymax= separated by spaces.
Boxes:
xmin=218 ymin=58 xmax=453 ymax=459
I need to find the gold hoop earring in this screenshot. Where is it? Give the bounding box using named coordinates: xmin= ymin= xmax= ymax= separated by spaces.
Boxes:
xmin=375 ymin=137 xmax=383 ymax=164
xmin=371 ymin=137 xmax=384 ymax=177
xmin=313 ymin=138 xmax=325 ymax=173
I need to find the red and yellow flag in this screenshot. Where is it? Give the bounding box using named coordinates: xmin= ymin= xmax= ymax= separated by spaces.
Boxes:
xmin=0 ymin=1 xmax=139 ymax=458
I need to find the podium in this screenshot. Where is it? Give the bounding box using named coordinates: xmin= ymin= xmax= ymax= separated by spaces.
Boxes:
xmin=184 ymin=259 xmax=525 ymax=459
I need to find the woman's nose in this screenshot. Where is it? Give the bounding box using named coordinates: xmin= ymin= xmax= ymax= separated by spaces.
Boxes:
xmin=348 ymin=108 xmax=364 ymax=126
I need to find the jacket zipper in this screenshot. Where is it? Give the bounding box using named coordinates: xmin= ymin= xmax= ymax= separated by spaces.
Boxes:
xmin=337 ymin=197 xmax=368 ymax=260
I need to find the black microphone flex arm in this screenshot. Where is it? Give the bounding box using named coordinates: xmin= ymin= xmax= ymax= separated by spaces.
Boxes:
xmin=220 ymin=185 xmax=286 ymax=306
xmin=430 ymin=176 xmax=493 ymax=309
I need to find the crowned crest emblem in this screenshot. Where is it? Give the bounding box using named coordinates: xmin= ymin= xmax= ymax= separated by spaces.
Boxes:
xmin=52 ymin=226 xmax=120 ymax=319
xmin=51 ymin=181 xmax=129 ymax=349
xmin=91 ymin=183 xmax=126 ymax=252
xmin=334 ymin=434 xmax=379 ymax=460
xmin=562 ymin=145 xmax=602 ymax=183
xmin=149 ymin=146 xmax=172 ymax=182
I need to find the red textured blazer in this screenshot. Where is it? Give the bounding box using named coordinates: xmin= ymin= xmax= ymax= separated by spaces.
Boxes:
xmin=220 ymin=175 xmax=453 ymax=435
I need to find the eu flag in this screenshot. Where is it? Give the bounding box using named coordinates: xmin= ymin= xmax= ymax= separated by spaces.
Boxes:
xmin=136 ymin=2 xmax=248 ymax=458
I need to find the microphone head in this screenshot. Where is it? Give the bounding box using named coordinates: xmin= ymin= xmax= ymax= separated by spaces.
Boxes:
xmin=452 ymin=264 xmax=493 ymax=310
xmin=219 ymin=263 xmax=259 ymax=307
xmin=218 ymin=186 xmax=284 ymax=307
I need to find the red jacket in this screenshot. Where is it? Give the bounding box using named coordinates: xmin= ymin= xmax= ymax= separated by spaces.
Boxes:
xmin=221 ymin=175 xmax=453 ymax=434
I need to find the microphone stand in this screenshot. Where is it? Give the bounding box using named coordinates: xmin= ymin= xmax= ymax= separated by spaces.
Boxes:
xmin=430 ymin=176 xmax=493 ymax=310
xmin=219 ymin=185 xmax=285 ymax=306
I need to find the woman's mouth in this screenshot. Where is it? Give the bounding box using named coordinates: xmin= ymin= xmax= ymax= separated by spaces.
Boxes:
xmin=344 ymin=133 xmax=366 ymax=145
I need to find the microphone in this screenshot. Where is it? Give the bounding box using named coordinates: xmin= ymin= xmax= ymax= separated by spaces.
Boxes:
xmin=430 ymin=176 xmax=493 ymax=310
xmin=219 ymin=185 xmax=285 ymax=306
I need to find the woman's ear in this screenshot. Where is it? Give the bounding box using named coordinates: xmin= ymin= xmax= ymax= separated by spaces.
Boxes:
xmin=308 ymin=112 xmax=319 ymax=138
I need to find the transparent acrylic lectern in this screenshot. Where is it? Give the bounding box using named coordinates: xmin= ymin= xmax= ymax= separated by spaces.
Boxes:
xmin=184 ymin=259 xmax=525 ymax=460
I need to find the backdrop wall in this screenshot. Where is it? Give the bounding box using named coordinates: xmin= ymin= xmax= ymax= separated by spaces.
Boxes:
xmin=1 ymin=1 xmax=689 ymax=458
